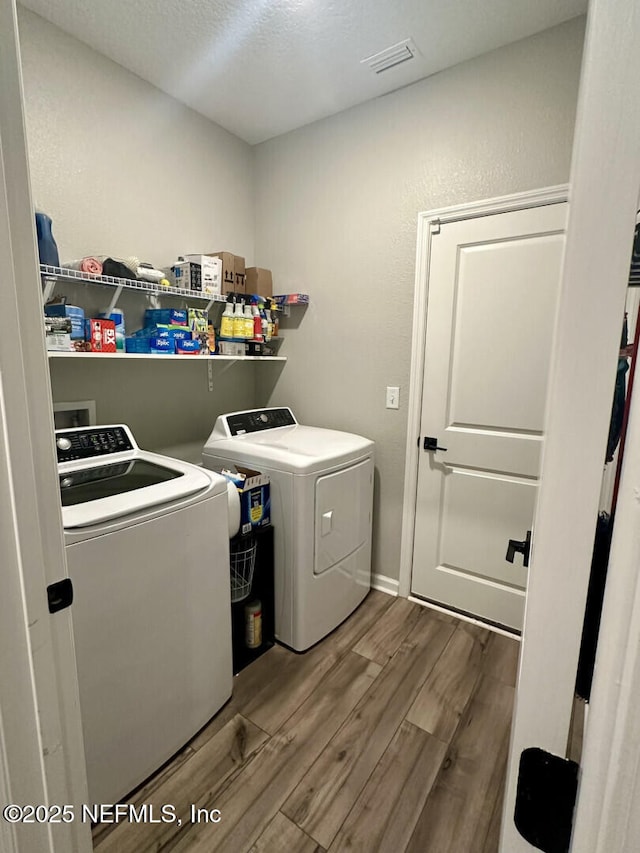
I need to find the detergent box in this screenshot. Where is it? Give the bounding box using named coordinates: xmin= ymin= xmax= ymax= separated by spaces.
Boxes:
xmin=44 ymin=316 xmax=72 ymax=351
xmin=44 ymin=303 xmax=85 ymax=339
xmin=221 ymin=466 xmax=270 ymax=534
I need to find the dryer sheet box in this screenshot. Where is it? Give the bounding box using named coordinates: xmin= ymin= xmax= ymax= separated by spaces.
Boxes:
xmin=221 ymin=466 xmax=270 ymax=535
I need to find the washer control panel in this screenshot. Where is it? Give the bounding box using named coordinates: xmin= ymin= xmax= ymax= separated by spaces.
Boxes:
xmin=55 ymin=426 xmax=134 ymax=463
xmin=226 ymin=408 xmax=296 ymax=436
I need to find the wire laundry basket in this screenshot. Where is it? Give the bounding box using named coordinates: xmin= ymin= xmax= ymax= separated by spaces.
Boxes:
xmin=229 ymin=537 xmax=257 ymax=603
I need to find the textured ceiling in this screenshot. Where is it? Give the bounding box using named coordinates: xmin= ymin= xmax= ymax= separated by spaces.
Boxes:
xmin=18 ymin=0 xmax=588 ymax=144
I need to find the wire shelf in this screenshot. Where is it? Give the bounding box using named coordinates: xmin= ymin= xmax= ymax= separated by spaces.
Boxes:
xmin=39 ymin=264 xmax=229 ymax=304
xmin=229 ymin=538 xmax=257 ymax=603
xmin=46 ymin=351 xmax=286 ymax=362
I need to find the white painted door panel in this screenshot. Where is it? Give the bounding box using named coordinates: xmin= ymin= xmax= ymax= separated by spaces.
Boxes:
xmin=411 ymin=203 xmax=567 ymax=630
xmin=450 ymin=237 xmax=561 ymax=432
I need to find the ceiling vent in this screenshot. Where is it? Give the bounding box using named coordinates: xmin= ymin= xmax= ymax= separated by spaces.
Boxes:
xmin=361 ymin=39 xmax=419 ymax=74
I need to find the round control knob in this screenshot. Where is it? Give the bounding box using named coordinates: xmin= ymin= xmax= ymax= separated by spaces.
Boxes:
xmin=60 ymin=476 xmax=73 ymax=488
xmin=56 ymin=437 xmax=72 ymax=451
xmin=260 ymin=413 xmax=269 ymax=423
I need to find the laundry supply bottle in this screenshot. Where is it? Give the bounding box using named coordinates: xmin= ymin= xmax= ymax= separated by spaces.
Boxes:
xmin=252 ymin=306 xmax=263 ymax=341
xmin=243 ymin=303 xmax=254 ymax=339
xmin=265 ymin=310 xmax=273 ymax=342
xmin=260 ymin=308 xmax=268 ymax=342
xmin=232 ymin=300 xmax=245 ymax=339
xmin=34 ymin=210 xmax=60 ymax=267
xmin=220 ymin=301 xmax=235 ymax=339
xmin=272 ymin=305 xmax=279 ymax=338
xmin=244 ymin=600 xmax=262 ymax=649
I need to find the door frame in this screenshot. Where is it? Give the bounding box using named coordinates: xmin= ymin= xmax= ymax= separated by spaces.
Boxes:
xmin=501 ymin=0 xmax=640 ymax=848
xmin=398 ymin=185 xmax=568 ymax=602
xmin=0 ymin=1 xmax=91 ymax=850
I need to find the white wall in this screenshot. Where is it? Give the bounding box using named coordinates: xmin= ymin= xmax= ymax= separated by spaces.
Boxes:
xmin=17 ymin=7 xmax=254 ymax=267
xmin=18 ymin=7 xmax=261 ymax=450
xmin=17 ymin=8 xmax=586 ymax=580
xmin=254 ymin=17 xmax=586 ymax=584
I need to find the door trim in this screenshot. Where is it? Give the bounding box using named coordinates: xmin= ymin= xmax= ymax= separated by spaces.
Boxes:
xmin=0 ymin=0 xmax=91 ymax=849
xmin=398 ymin=185 xmax=569 ymax=600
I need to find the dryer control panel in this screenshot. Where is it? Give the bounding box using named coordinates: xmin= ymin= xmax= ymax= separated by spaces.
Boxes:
xmin=225 ymin=408 xmax=296 ymax=436
xmin=55 ymin=426 xmax=134 ymax=463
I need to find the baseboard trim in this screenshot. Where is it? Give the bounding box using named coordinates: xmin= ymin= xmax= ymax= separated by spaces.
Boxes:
xmin=407 ymin=595 xmax=521 ymax=640
xmin=371 ymin=573 xmax=399 ymax=597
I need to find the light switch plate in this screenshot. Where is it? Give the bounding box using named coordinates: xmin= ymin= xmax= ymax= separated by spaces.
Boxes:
xmin=386 ymin=386 xmax=400 ymax=409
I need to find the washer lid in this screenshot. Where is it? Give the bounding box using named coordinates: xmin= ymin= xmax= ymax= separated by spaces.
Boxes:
xmin=60 ymin=450 xmax=225 ymax=529
xmin=203 ymin=424 xmax=374 ymax=474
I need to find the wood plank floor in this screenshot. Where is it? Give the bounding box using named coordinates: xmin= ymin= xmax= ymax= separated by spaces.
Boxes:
xmin=93 ymin=592 xmax=520 ymax=853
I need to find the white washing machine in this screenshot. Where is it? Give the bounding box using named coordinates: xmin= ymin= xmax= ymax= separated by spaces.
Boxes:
xmin=57 ymin=424 xmax=232 ymax=805
xmin=202 ymin=408 xmax=374 ymax=652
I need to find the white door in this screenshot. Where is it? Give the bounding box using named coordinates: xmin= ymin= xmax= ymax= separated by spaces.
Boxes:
xmin=411 ymin=203 xmax=567 ymax=630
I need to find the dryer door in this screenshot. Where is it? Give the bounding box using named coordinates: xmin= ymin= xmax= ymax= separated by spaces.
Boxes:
xmin=314 ymin=458 xmax=373 ymax=575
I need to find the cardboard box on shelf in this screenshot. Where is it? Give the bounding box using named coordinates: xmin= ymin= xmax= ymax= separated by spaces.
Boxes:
xmin=98 ymin=310 xmax=125 ymax=351
xmin=245 ymin=268 xmax=273 ymax=298
xmin=187 ymin=308 xmax=209 ymax=335
xmin=170 ymin=256 xmax=221 ymax=295
xmin=44 ymin=303 xmax=85 ymax=340
xmin=273 ymin=293 xmax=310 ymax=305
xmin=148 ymin=337 xmax=174 ymax=355
xmin=234 ymin=255 xmax=246 ymax=291
xmin=175 ymin=338 xmax=201 ymax=355
xmin=44 ymin=316 xmax=72 ymax=351
xmin=218 ymin=341 xmax=245 ymax=356
xmin=125 ymin=336 xmax=175 ymax=354
xmin=199 ymin=324 xmax=216 ymax=355
xmin=144 ymin=308 xmax=188 ymax=327
xmin=185 ymin=254 xmax=221 ymax=295
xmin=84 ymin=318 xmax=116 ymax=353
xmin=208 ymin=252 xmax=246 ymax=295
xmin=207 ymin=252 xmax=234 ymax=290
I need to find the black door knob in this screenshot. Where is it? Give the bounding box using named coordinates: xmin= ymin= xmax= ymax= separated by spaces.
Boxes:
xmin=423 ymin=436 xmax=448 ymax=452
xmin=506 ymin=530 xmax=532 ymax=568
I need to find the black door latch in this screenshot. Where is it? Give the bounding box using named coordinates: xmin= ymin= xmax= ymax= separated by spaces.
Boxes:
xmin=423 ymin=436 xmax=448 ymax=452
xmin=506 ymin=530 xmax=532 ymax=568
xmin=47 ymin=578 xmax=74 ymax=614
xmin=515 ymin=747 xmax=578 ymax=853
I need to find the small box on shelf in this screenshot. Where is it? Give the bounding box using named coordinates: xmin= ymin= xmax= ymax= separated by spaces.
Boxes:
xmin=245 ymin=267 xmax=273 ymax=298
xmin=44 ymin=303 xmax=85 ymax=339
xmin=175 ymin=338 xmax=201 ymax=355
xmin=218 ymin=341 xmax=245 ymax=357
xmin=84 ymin=318 xmax=116 ymax=353
xmin=45 ymin=316 xmax=72 ymax=352
xmin=273 ymin=293 xmax=309 ymax=306
xmin=170 ymin=255 xmax=221 ymax=296
xmin=144 ymin=308 xmax=188 ymax=327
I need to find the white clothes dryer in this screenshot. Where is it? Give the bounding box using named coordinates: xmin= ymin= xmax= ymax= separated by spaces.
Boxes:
xmin=202 ymin=408 xmax=374 ymax=652
xmin=57 ymin=424 xmax=232 ymax=805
